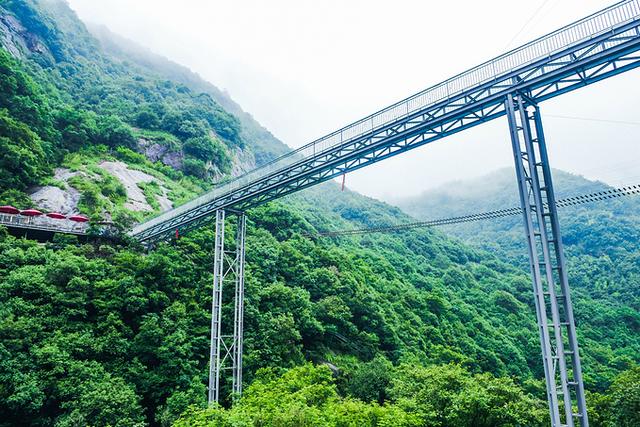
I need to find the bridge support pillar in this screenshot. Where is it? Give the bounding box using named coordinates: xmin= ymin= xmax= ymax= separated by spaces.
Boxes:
xmin=208 ymin=210 xmax=246 ymax=405
xmin=505 ymin=94 xmax=588 ymax=427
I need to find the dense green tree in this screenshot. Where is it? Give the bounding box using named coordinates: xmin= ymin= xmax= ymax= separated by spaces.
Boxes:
xmin=54 ymin=106 xmax=98 ymax=150
xmin=135 ymin=108 xmax=161 ymax=130
xmin=95 ymin=115 xmax=136 ymax=149
xmin=0 ymin=110 xmax=50 ymax=191
xmin=174 ymin=364 xmax=421 ymax=427
xmin=589 ymin=365 xmax=640 ymax=427
xmin=183 ymin=136 xmax=231 ymax=171
xmin=0 ymin=45 xmax=55 ymax=138
xmin=389 ymin=363 xmax=548 ymax=426
xmin=343 ymin=355 xmax=393 ymax=404
xmin=183 ymin=157 xmax=209 ymax=179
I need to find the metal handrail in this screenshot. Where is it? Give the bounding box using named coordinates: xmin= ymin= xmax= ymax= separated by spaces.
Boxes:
xmin=0 ymin=214 xmax=88 ymax=233
xmin=133 ymin=0 xmax=640 ymax=235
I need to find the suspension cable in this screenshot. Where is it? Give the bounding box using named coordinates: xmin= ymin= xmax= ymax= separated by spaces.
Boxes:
xmin=311 ymin=183 xmax=640 ymax=237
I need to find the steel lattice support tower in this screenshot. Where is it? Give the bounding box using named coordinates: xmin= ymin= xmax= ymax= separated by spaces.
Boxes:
xmin=505 ymin=93 xmax=588 ymax=427
xmin=208 ymin=210 xmax=246 ymax=405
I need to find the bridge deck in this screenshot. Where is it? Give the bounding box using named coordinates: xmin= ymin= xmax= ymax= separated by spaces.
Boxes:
xmin=132 ymin=0 xmax=640 ymax=243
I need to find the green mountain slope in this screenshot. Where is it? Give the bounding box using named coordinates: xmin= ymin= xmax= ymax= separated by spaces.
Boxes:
xmin=0 ymin=0 xmax=286 ymax=206
xmin=0 ymin=1 xmax=638 ymax=426
xmin=87 ymin=24 xmax=290 ymax=165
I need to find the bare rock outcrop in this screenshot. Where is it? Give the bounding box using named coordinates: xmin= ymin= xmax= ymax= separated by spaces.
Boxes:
xmin=138 ymin=138 xmax=183 ymax=170
xmin=29 ymin=168 xmax=81 ymax=214
xmin=0 ymin=12 xmax=53 ymax=60
xmin=99 ymin=161 xmax=172 ymax=212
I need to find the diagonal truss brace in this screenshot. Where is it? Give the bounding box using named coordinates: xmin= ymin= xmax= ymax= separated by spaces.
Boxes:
xmin=505 ymin=93 xmax=588 ymax=427
xmin=208 ymin=210 xmax=246 ymax=405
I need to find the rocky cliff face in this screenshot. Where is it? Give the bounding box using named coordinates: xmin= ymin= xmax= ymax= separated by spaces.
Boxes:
xmin=137 ymin=137 xmax=184 ymax=170
xmin=0 ymin=9 xmax=51 ymax=59
xmin=29 ymin=168 xmax=82 ymax=214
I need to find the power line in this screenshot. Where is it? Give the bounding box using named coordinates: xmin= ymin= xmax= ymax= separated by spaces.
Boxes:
xmin=532 ymin=0 xmax=562 ymax=32
xmin=545 ymin=114 xmax=640 ymax=126
xmin=504 ymin=0 xmax=552 ymax=50
xmin=310 ymin=184 xmax=640 ymax=237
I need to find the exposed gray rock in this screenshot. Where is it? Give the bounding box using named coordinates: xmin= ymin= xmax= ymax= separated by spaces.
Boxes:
xmin=30 ymin=162 xmax=175 ymax=216
xmin=161 ymin=150 xmax=184 ymax=170
xmin=137 ymin=137 xmax=183 ymax=170
xmin=0 ymin=11 xmax=52 ymax=59
xmin=30 ymin=186 xmax=80 ymax=214
xmin=156 ymin=187 xmax=173 ymax=211
xmin=99 ymin=160 xmax=173 ymax=212
xmin=231 ymin=147 xmax=256 ymax=177
xmin=100 ymin=161 xmax=155 ymax=212
xmin=0 ymin=14 xmax=25 ymax=57
xmin=29 ymin=168 xmax=81 ymax=214
xmin=54 ymin=167 xmax=80 ymax=182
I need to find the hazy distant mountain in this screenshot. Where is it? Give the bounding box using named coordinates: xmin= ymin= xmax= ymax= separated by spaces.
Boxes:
xmin=87 ymin=23 xmax=291 ymax=165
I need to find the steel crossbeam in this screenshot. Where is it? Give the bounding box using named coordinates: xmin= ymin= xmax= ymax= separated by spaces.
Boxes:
xmin=506 ymin=94 xmax=588 ymax=427
xmin=208 ymin=210 xmax=246 ymax=405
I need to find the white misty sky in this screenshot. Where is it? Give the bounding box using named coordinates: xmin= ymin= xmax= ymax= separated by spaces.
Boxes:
xmin=66 ymin=0 xmax=640 ymax=200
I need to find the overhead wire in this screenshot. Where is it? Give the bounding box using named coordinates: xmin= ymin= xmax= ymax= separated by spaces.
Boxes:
xmin=531 ymin=0 xmax=562 ymax=30
xmin=545 ymin=114 xmax=640 ymax=126
xmin=542 ymin=113 xmax=640 ymax=187
xmin=310 ymin=183 xmax=640 ymax=237
xmin=504 ymin=0 xmax=552 ymax=50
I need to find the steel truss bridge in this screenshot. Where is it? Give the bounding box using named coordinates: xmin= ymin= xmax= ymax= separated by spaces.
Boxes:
xmin=131 ymin=2 xmax=640 ymax=425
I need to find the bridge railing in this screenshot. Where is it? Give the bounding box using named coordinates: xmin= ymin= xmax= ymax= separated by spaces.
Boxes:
xmin=0 ymin=214 xmax=88 ymax=234
xmin=133 ymin=0 xmax=640 ymax=235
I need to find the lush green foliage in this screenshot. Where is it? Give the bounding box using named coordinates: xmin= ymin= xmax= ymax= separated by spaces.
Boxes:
xmin=0 ymin=109 xmax=50 ymax=190
xmin=588 ymin=366 xmax=640 ymax=427
xmin=397 ymin=169 xmax=640 ymax=387
xmin=398 ymin=168 xmax=640 ymax=307
xmin=175 ymin=363 xmax=548 ymax=427
xmin=0 ymin=0 xmax=284 ymax=194
xmin=0 ymin=186 xmax=637 ymax=425
xmin=0 ymin=47 xmax=56 ymax=195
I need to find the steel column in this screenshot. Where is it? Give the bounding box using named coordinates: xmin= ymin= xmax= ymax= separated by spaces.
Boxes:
xmin=208 ymin=210 xmax=246 ymax=405
xmin=232 ymin=213 xmax=246 ymax=397
xmin=208 ymin=210 xmax=226 ymax=404
xmin=505 ymin=93 xmax=588 ymax=427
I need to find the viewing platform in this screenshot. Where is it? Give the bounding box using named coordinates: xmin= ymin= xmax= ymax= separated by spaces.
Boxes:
xmin=0 ymin=207 xmax=90 ymax=240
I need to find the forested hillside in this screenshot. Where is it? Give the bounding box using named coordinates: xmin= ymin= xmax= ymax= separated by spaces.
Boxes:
xmin=397 ymin=169 xmax=640 ymax=309
xmin=0 ymin=0 xmax=287 ymax=224
xmin=0 ymin=1 xmax=638 ymax=426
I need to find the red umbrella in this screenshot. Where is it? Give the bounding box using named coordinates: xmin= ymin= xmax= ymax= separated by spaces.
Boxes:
xmin=69 ymin=215 xmax=89 ymax=223
xmin=47 ymin=212 xmax=66 ymax=220
xmin=20 ymin=209 xmax=43 ymax=217
xmin=0 ymin=205 xmax=19 ymax=214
